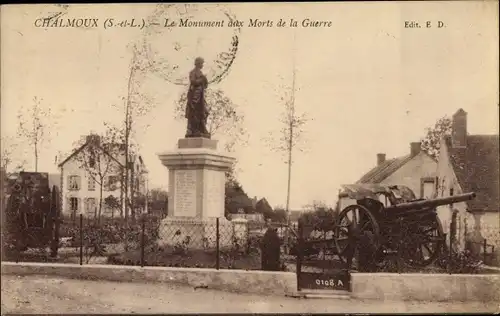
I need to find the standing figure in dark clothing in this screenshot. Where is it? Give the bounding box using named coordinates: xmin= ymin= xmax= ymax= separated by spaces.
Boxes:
xmin=185 ymin=57 xmax=210 ymax=139
xmin=260 ymin=226 xmax=282 ymax=271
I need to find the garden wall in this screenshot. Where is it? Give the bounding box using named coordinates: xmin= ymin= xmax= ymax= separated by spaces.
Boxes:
xmin=0 ymin=262 xmax=296 ymax=296
xmin=351 ymin=272 xmax=500 ymax=302
xmin=3 ymin=262 xmax=500 ymax=302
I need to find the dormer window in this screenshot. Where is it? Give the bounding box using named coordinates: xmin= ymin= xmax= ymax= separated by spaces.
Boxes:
xmin=89 ymin=153 xmax=96 ymax=168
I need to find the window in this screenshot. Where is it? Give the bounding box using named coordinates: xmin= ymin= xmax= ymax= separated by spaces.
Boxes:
xmin=423 ymin=182 xmax=435 ymax=199
xmin=70 ymin=197 xmax=79 ymax=211
xmin=89 ymin=152 xmax=96 ymax=168
xmin=68 ymin=175 xmax=81 ymax=191
xmin=88 ymin=177 xmax=96 ymax=191
xmin=420 ymin=177 xmax=436 ymax=199
xmin=106 ymin=175 xmax=118 ymax=191
xmin=85 ymin=198 xmax=97 ymax=215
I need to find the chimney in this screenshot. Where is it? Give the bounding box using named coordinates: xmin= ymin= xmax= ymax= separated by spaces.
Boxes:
xmin=451 ymin=109 xmax=467 ymax=148
xmin=410 ymin=142 xmax=421 ymax=157
xmin=86 ymin=134 xmax=101 ymax=146
xmin=377 ymin=153 xmax=386 ymax=166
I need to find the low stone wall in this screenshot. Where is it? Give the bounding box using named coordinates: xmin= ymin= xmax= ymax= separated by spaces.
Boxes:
xmin=1 ymin=262 xmax=296 ymax=297
xmin=351 ymin=272 xmax=500 ymax=302
xmin=3 ymin=262 xmax=500 ymax=302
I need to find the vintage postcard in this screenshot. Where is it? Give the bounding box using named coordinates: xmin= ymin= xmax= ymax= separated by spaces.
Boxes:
xmin=1 ymin=2 xmax=499 ymax=314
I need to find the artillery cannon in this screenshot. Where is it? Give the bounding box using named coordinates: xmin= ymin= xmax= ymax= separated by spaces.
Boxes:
xmin=2 ymin=172 xmax=61 ymax=258
xmin=333 ymin=184 xmax=476 ymax=270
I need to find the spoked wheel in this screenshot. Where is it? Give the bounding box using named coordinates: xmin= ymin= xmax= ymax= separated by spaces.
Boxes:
xmin=50 ymin=185 xmax=61 ymax=258
xmin=400 ymin=215 xmax=444 ymax=267
xmin=334 ymin=204 xmax=380 ymax=268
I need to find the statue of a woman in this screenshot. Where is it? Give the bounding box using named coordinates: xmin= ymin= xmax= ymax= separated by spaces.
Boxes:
xmin=185 ymin=57 xmax=210 ymax=139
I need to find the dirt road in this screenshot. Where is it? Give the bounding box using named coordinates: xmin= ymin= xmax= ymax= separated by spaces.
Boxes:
xmin=1 ymin=275 xmax=498 ymax=314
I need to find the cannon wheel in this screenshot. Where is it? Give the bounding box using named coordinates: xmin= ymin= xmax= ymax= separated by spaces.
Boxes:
xmin=49 ymin=185 xmax=61 ymax=258
xmin=334 ymin=204 xmax=381 ymax=266
xmin=401 ymin=214 xmax=444 ymax=267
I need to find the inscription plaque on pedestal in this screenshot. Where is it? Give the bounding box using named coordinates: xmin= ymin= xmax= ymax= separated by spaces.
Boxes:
xmin=204 ymin=169 xmax=224 ymax=218
xmin=174 ymin=169 xmax=197 ymax=217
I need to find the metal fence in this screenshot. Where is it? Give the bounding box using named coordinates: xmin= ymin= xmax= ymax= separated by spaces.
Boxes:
xmin=6 ymin=215 xmax=296 ymax=271
xmin=4 ymin=214 xmax=494 ymax=274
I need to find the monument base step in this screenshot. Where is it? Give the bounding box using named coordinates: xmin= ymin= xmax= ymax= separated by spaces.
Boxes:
xmin=178 ymin=137 xmax=217 ymax=149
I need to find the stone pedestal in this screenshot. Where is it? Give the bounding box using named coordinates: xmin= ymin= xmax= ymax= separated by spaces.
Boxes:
xmin=157 ymin=138 xmax=235 ymax=250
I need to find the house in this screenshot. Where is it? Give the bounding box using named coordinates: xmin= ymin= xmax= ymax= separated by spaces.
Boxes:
xmin=229 ymin=196 xmax=270 ymax=222
xmin=338 ymin=141 xmax=439 ymax=211
xmin=58 ymin=134 xmax=148 ymax=220
xmin=435 ymin=109 xmax=499 ymax=260
xmin=356 ymin=141 xmax=438 ymax=197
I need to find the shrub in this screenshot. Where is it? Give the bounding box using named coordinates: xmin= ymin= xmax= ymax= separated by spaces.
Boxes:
xmin=436 ymin=249 xmax=483 ymax=274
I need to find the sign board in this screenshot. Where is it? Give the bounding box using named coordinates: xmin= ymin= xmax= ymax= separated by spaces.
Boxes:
xmin=298 ymin=271 xmax=351 ymax=292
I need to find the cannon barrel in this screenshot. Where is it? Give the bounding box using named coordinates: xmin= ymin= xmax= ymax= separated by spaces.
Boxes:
xmin=386 ymin=192 xmax=476 ymax=212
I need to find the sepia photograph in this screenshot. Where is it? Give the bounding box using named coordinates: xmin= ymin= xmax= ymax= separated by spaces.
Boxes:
xmin=1 ymin=2 xmax=499 ymax=314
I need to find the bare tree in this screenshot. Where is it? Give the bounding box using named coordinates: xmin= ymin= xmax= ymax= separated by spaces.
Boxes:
xmin=264 ymin=73 xmax=310 ymax=221
xmin=263 ymin=35 xmax=311 ymax=249
xmin=16 ymin=97 xmax=56 ymax=172
xmin=109 ymin=43 xmax=157 ymax=221
xmin=74 ymin=126 xmax=122 ymax=221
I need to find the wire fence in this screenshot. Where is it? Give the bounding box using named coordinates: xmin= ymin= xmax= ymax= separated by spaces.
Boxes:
xmin=5 ymin=214 xmax=295 ymax=271
xmin=4 ymin=213 xmax=497 ymax=273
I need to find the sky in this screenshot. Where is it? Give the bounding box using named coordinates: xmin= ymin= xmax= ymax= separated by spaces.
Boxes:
xmin=1 ymin=2 xmax=498 ymax=209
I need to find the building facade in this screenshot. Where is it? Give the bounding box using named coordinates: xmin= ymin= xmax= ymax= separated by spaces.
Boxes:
xmin=435 ymin=109 xmax=499 ymax=262
xmin=339 ymin=141 xmax=439 ymax=210
xmin=58 ymin=134 xmax=148 ymax=220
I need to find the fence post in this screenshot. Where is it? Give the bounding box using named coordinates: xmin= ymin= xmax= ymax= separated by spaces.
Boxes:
xmin=448 ymin=230 xmax=453 ymax=274
xmin=216 ymin=217 xmax=220 ymax=270
xmin=483 ymin=238 xmax=487 ymax=264
xmin=296 ymin=220 xmax=303 ymax=291
xmin=15 ymin=241 xmax=19 ymax=263
xmin=79 ymin=214 xmax=83 ymax=266
xmin=140 ymin=217 xmax=145 ymax=267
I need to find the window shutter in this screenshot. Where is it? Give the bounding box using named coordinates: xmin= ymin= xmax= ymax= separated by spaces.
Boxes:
xmin=67 ymin=176 xmax=72 ymax=190
xmin=77 ymin=176 xmax=82 ymax=190
xmin=77 ymin=198 xmax=82 ymax=212
xmin=66 ymin=197 xmax=74 ymax=220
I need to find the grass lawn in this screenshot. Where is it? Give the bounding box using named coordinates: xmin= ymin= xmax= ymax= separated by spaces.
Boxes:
xmin=107 ymin=246 xmax=263 ymax=270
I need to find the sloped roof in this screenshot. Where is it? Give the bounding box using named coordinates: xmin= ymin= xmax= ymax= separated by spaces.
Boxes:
xmin=445 ymin=135 xmax=499 ymax=211
xmin=226 ymin=185 xmax=254 ymax=211
xmin=58 ymin=140 xmax=124 ymax=168
xmin=357 ymin=155 xmax=413 ymax=184
xmin=255 ymin=197 xmax=273 ymax=212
